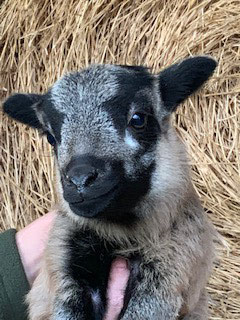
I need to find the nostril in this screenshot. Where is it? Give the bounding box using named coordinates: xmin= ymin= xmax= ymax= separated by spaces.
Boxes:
xmin=69 ymin=176 xmax=80 ymax=188
xmin=83 ymin=170 xmax=98 ymax=187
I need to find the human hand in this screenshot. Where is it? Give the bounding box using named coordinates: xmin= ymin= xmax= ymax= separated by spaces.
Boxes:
xmin=16 ymin=211 xmax=56 ymax=286
xmin=16 ymin=211 xmax=130 ymax=320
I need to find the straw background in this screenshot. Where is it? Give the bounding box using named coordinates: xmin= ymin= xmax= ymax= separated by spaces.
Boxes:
xmin=0 ymin=0 xmax=239 ymax=319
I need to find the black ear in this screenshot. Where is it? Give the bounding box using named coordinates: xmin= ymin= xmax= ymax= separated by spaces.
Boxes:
xmin=3 ymin=93 xmax=43 ymax=129
xmin=158 ymin=56 xmax=217 ymax=112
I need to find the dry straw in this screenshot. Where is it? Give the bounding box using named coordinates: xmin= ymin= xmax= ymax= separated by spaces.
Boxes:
xmin=0 ymin=0 xmax=239 ymax=318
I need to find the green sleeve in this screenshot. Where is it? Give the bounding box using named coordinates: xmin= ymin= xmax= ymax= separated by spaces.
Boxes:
xmin=0 ymin=229 xmax=30 ymax=320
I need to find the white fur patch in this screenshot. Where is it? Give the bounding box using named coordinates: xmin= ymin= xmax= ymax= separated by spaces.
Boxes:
xmin=124 ymin=130 xmax=139 ymax=150
xmin=91 ymin=289 xmax=102 ymax=314
xmin=91 ymin=289 xmax=101 ymax=305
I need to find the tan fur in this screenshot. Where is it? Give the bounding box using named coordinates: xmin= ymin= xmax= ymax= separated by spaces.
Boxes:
xmin=27 ymin=126 xmax=218 ymax=319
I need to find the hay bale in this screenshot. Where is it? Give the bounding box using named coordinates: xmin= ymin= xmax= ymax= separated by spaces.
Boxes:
xmin=0 ymin=0 xmax=239 ymax=318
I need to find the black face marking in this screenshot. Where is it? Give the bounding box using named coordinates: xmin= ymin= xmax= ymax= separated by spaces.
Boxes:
xmin=100 ymin=86 xmax=160 ymax=155
xmin=97 ymin=161 xmax=155 ymax=224
xmin=62 ymin=155 xmax=155 ymax=224
xmin=126 ymin=93 xmax=161 ymax=151
xmin=99 ymin=67 xmax=154 ymax=134
xmin=117 ymin=65 xmax=153 ymax=90
xmin=128 ymin=115 xmax=160 ymax=152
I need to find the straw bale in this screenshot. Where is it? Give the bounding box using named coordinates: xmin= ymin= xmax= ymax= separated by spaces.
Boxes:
xmin=0 ymin=0 xmax=239 ymax=319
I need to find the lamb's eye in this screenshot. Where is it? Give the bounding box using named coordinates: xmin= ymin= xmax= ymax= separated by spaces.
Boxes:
xmin=129 ymin=113 xmax=147 ymax=130
xmin=46 ymin=132 xmax=56 ymax=146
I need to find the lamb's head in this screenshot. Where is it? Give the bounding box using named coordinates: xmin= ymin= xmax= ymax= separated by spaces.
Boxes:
xmin=3 ymin=57 xmax=217 ymax=224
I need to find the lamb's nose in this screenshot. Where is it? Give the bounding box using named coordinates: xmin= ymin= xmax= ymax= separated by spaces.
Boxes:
xmin=66 ymin=165 xmax=98 ymax=191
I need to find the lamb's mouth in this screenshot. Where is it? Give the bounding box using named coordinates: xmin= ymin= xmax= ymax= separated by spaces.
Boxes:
xmin=68 ymin=185 xmax=119 ymax=218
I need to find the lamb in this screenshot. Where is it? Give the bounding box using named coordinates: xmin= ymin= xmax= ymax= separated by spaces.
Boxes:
xmin=3 ymin=56 xmax=218 ymax=320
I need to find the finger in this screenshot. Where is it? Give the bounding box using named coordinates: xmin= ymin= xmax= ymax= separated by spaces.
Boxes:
xmin=104 ymin=257 xmax=130 ymax=320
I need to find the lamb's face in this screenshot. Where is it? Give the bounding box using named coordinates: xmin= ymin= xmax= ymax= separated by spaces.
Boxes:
xmin=3 ymin=57 xmax=217 ymax=223
xmin=42 ymin=65 xmax=161 ymax=222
